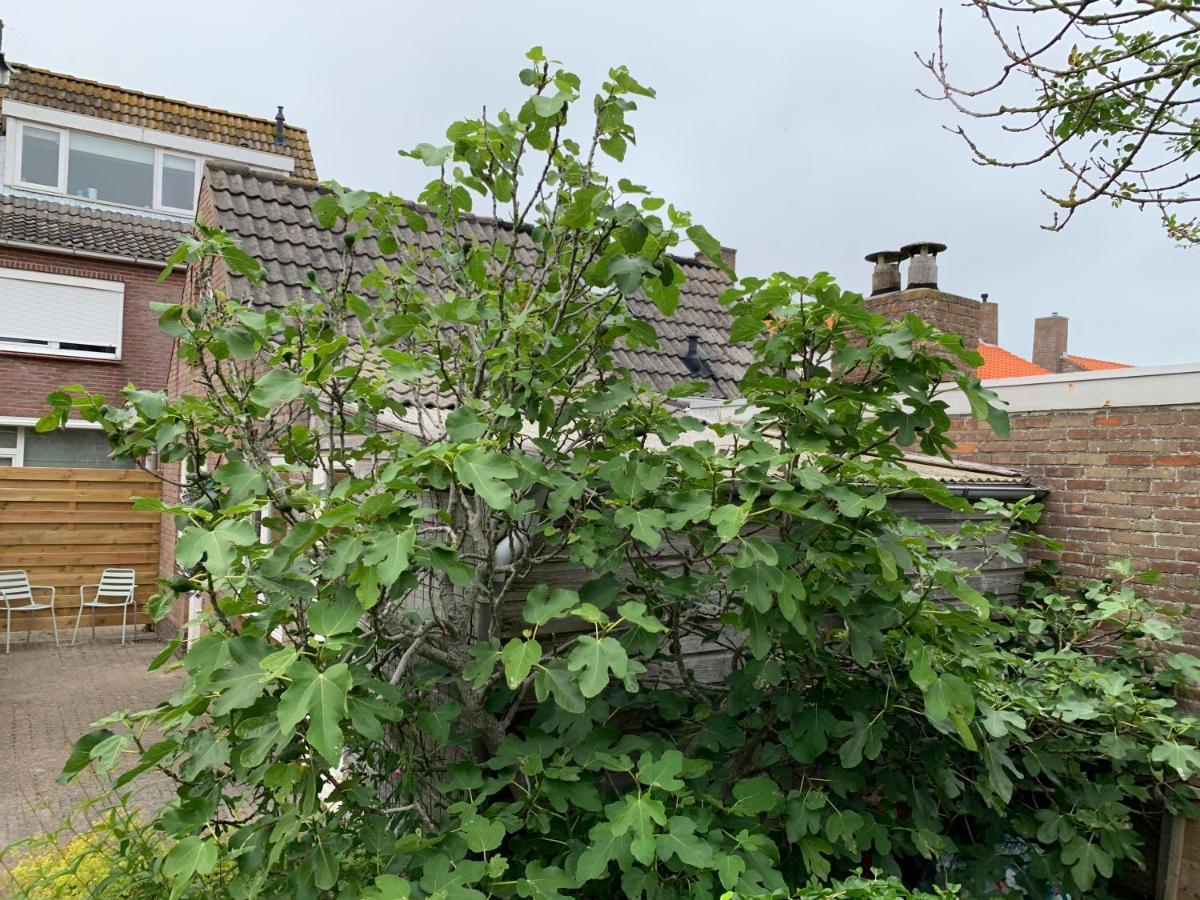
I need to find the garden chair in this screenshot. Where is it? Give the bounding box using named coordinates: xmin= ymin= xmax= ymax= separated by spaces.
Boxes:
xmin=0 ymin=570 xmax=58 ymax=654
xmin=73 ymin=569 xmax=137 ymax=646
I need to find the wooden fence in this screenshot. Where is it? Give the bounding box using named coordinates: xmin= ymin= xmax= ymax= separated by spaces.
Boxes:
xmin=0 ymin=467 xmax=161 ymax=634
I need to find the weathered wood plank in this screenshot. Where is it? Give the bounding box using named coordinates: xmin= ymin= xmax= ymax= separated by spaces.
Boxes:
xmin=0 ymin=510 xmax=160 ymax=525
xmin=0 ymin=529 xmax=159 ymax=547
xmin=0 ymin=467 xmax=158 ymax=483
xmin=0 ymin=467 xmax=161 ymax=632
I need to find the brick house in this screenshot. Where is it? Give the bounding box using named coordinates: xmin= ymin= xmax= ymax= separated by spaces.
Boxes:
xmin=0 ymin=55 xmax=316 ymax=466
xmin=0 ymin=53 xmax=315 ymax=630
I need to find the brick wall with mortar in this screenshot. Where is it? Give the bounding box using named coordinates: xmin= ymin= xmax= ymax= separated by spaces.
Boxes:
xmin=950 ymin=401 xmax=1200 ymax=896
xmin=864 ymin=287 xmax=982 ymax=373
xmin=950 ymin=406 xmax=1200 ymax=640
xmin=864 ymin=277 xmax=1200 ymax=894
xmin=156 ymin=185 xmax=230 ymax=635
xmin=0 ymin=246 xmax=184 ymax=416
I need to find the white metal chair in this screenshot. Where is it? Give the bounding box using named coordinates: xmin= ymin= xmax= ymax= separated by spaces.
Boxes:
xmin=0 ymin=570 xmax=58 ymax=654
xmin=73 ymin=569 xmax=137 ymax=645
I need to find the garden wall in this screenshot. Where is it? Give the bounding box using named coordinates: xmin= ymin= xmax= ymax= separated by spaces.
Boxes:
xmin=944 ymin=362 xmax=1200 ymax=898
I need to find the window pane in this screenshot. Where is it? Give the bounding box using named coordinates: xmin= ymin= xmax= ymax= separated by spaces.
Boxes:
xmin=0 ymin=458 xmax=12 ymax=467
xmin=23 ymin=429 xmax=131 ymax=469
xmin=0 ymin=426 xmax=17 ymax=449
xmin=20 ymin=126 xmax=60 ymax=186
xmin=67 ymin=133 xmax=154 ymax=207
xmin=160 ymin=154 xmax=197 ymax=210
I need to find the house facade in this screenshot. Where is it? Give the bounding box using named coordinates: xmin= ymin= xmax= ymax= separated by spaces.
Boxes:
xmin=0 ymin=55 xmax=315 ymax=631
xmin=0 ymin=56 xmax=316 ymax=467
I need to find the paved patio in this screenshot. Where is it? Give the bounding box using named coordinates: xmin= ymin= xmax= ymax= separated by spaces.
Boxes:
xmin=0 ymin=630 xmax=184 ymax=850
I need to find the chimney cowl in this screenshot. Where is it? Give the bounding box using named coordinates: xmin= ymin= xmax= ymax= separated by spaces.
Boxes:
xmin=864 ymin=250 xmax=903 ymax=296
xmin=900 ymin=241 xmax=947 ymax=290
xmin=274 ymin=106 xmax=287 ymax=146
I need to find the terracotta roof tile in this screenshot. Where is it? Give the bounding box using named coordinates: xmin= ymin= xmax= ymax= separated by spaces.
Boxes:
xmin=977 ymin=343 xmax=1050 ymax=379
xmin=1 ymin=63 xmax=317 ymax=180
xmin=1064 ymin=353 xmax=1130 ymax=371
xmin=204 ymin=161 xmax=749 ymax=399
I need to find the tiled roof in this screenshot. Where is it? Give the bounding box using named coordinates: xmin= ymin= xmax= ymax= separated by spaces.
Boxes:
xmin=977 ymin=342 xmax=1050 ymax=379
xmin=204 ymin=162 xmax=751 ymax=399
xmin=1 ymin=63 xmax=317 ymax=180
xmin=1065 ymin=353 xmax=1130 ymax=372
xmin=0 ymin=194 xmax=187 ymax=263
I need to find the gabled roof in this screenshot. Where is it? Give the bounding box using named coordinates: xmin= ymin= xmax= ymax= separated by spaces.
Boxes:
xmin=977 ymin=342 xmax=1050 ymax=379
xmin=1064 ymin=353 xmax=1130 ymax=372
xmin=0 ymin=194 xmax=186 ymax=264
xmin=203 ymin=161 xmax=751 ymax=399
xmin=0 ymin=63 xmax=317 ymax=180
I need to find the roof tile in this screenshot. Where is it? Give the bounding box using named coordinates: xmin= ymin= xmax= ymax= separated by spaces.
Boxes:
xmin=204 ymin=161 xmax=745 ymax=398
xmin=1 ymin=63 xmax=317 ymax=180
xmin=1064 ymin=353 xmax=1130 ymax=372
xmin=0 ymin=194 xmax=186 ymax=262
xmin=977 ymin=343 xmax=1051 ymax=379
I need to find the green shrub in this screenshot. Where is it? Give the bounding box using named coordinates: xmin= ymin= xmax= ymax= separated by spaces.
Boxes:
xmin=41 ymin=46 xmax=1199 ymax=899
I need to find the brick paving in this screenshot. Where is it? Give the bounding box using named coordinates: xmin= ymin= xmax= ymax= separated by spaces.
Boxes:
xmin=0 ymin=630 xmax=184 ymax=850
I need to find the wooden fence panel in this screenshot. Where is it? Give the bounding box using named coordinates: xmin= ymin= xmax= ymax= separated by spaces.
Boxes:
xmin=0 ymin=467 xmax=161 ymax=633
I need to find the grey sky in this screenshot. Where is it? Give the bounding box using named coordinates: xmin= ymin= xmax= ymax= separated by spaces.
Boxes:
xmin=7 ymin=0 xmax=1195 ymax=365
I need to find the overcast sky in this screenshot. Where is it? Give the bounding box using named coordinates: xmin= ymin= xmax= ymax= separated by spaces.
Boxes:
xmin=7 ymin=1 xmax=1196 ymax=364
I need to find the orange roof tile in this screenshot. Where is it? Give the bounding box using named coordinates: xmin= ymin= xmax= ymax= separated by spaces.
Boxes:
xmin=0 ymin=64 xmax=317 ymax=180
xmin=1064 ymin=354 xmax=1131 ymax=372
xmin=977 ymin=343 xmax=1051 ymax=379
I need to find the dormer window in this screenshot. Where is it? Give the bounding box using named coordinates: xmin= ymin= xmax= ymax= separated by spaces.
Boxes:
xmin=10 ymin=121 xmax=201 ymax=214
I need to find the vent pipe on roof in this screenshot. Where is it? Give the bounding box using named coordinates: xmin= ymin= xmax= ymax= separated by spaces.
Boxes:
xmin=274 ymin=106 xmax=287 ymax=146
xmin=865 ymin=250 xmax=902 ymax=296
xmin=901 ymin=241 xmax=947 ymax=289
xmin=979 ymin=293 xmax=999 ymax=345
xmin=683 ymin=334 xmax=715 ymax=380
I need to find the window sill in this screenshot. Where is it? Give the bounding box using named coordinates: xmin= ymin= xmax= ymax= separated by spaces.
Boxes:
xmin=0 ymin=348 xmax=122 ymax=365
xmin=5 ymin=183 xmax=196 ymax=221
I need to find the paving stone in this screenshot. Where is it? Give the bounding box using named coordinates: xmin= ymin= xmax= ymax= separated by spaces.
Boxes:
xmin=0 ymin=630 xmax=184 ymax=850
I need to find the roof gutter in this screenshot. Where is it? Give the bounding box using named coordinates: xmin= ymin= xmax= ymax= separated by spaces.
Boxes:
xmin=0 ymin=237 xmax=185 ymax=271
xmin=894 ymin=483 xmax=1045 ymax=502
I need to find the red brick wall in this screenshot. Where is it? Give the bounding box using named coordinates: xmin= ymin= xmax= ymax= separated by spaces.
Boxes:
xmin=865 ymin=288 xmax=982 ymax=349
xmin=952 ymin=404 xmax=1200 ymax=895
xmin=951 ymin=405 xmax=1200 ymax=640
xmin=0 ymin=247 xmax=183 ymax=416
xmin=156 ymin=187 xmax=229 ymax=635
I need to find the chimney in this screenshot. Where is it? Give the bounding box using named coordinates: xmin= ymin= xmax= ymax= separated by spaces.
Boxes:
xmin=978 ymin=293 xmax=998 ymax=345
xmin=695 ymin=246 xmax=737 ymax=273
xmin=274 ymin=106 xmax=287 ymax=146
xmin=901 ymin=241 xmax=947 ymax=289
xmin=862 ymin=242 xmax=981 ymax=372
xmin=1032 ymin=313 xmax=1069 ymax=373
xmin=865 ymin=250 xmax=902 ymax=296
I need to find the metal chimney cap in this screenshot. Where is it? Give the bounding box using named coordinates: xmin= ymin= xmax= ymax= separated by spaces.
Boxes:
xmin=864 ymin=250 xmax=903 ymax=264
xmin=900 ymin=241 xmax=947 ymax=259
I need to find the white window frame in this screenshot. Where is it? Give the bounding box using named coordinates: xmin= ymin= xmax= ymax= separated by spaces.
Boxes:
xmin=8 ymin=120 xmax=203 ymax=215
xmin=0 ymin=426 xmax=26 ymax=467
xmin=11 ymin=121 xmax=68 ymax=193
xmin=0 ymin=267 xmax=125 ymax=361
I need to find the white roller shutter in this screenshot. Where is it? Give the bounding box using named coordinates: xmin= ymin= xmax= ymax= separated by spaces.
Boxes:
xmin=0 ymin=268 xmax=124 ymax=358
